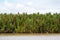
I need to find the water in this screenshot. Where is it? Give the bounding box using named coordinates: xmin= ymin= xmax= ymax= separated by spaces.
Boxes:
xmin=0 ymin=35 xmax=60 ymax=40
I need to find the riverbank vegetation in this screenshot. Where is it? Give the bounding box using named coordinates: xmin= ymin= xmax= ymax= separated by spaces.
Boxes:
xmin=0 ymin=12 xmax=60 ymax=33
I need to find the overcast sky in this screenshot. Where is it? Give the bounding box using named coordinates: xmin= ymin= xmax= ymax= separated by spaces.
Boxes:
xmin=0 ymin=0 xmax=60 ymax=14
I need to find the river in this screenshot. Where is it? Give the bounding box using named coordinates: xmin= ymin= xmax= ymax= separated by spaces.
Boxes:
xmin=0 ymin=35 xmax=60 ymax=40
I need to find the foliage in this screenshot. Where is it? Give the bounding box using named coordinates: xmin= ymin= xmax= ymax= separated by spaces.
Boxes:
xmin=0 ymin=12 xmax=60 ymax=33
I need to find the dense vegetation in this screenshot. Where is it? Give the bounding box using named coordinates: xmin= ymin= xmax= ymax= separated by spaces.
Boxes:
xmin=0 ymin=12 xmax=60 ymax=33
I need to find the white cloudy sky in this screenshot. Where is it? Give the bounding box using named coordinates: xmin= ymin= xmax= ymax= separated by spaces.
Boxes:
xmin=0 ymin=0 xmax=60 ymax=13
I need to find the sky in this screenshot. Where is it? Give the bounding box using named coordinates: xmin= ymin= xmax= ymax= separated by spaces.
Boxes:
xmin=0 ymin=0 xmax=60 ymax=14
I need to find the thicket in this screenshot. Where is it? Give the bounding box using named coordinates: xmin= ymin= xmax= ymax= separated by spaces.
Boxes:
xmin=0 ymin=12 xmax=60 ymax=33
